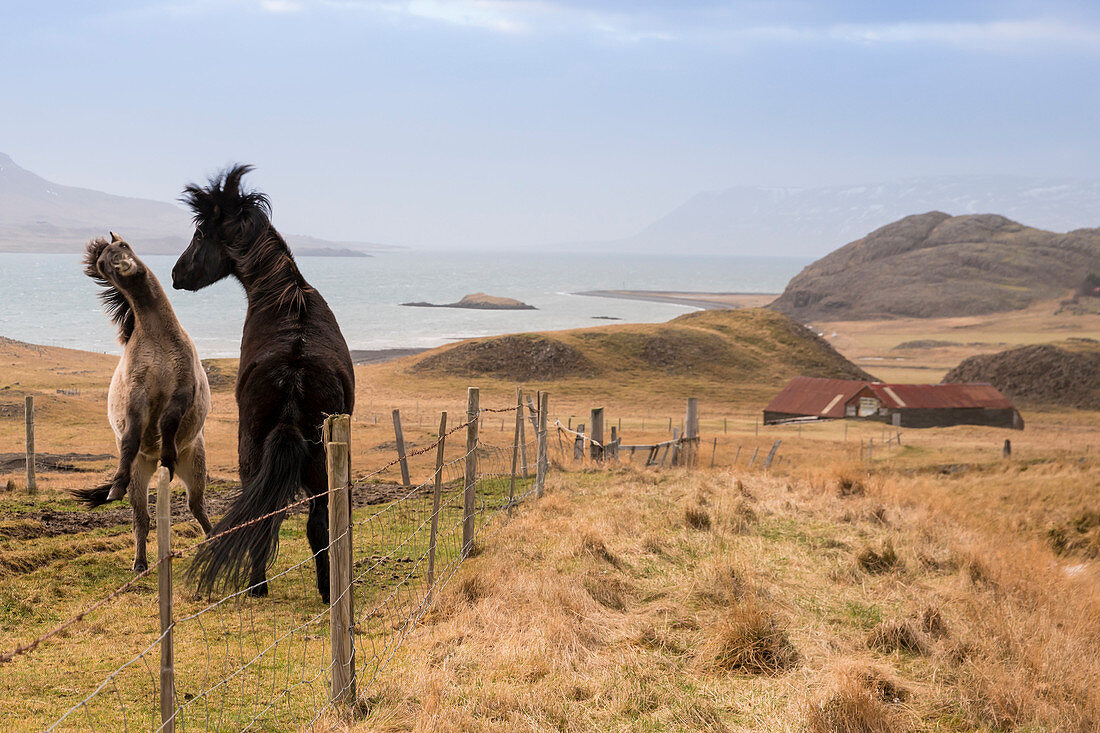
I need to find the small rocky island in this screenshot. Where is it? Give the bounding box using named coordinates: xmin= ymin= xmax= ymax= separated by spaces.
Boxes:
xmin=401 ymin=292 xmax=537 ymax=310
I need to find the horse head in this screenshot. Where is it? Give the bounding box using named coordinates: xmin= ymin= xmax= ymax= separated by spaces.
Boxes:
xmin=85 ymin=232 xmax=148 ymax=286
xmin=83 ymin=233 xmax=145 ymax=343
xmin=174 ymin=164 xmax=270 ymax=291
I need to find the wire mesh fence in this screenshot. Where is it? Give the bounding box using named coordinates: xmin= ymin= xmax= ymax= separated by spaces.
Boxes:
xmin=3 ymin=387 xmax=548 ymax=732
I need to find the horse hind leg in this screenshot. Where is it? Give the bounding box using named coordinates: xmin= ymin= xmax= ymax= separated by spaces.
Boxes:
xmin=176 ymin=438 xmax=213 ymax=537
xmin=128 ymin=453 xmax=158 ymax=573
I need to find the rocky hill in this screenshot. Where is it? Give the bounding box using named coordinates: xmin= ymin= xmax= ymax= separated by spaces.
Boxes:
xmin=768 ymin=212 xmax=1100 ymax=321
xmin=410 ymin=308 xmax=872 ymax=389
xmin=943 ymin=340 xmax=1100 ymax=410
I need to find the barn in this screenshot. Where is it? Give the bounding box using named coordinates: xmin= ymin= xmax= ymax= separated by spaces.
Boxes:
xmin=763 ymin=377 xmax=1023 ymax=429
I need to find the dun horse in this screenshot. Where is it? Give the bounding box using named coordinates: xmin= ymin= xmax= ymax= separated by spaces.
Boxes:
xmin=73 ymin=233 xmax=213 ymax=571
xmin=173 ymin=165 xmax=354 ymax=602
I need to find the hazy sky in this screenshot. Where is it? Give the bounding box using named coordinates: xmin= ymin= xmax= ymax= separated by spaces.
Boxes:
xmin=3 ymin=1 xmax=1099 ymax=248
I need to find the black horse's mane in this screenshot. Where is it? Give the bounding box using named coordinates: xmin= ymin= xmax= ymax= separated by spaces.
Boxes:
xmin=83 ymin=237 xmax=135 ymax=344
xmin=180 ymin=164 xmax=309 ymax=312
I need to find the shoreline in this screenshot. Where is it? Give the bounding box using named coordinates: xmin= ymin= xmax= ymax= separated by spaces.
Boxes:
xmin=350 ymin=347 xmax=431 ymax=365
xmin=574 ymin=290 xmax=778 ymax=311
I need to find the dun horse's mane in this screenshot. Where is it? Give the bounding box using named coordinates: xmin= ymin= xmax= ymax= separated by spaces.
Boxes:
xmin=181 ymin=164 xmax=309 ymax=312
xmin=83 ymin=237 xmax=135 ymax=344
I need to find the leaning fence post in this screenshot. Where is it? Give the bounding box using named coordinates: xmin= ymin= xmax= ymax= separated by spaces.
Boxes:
xmin=463 ymin=387 xmax=479 ymax=557
xmin=155 ymin=466 xmax=175 ymax=732
xmin=25 ymin=395 xmax=36 ymax=494
xmin=392 ymin=409 xmax=411 ymax=488
xmin=509 ymin=391 xmax=521 ymax=511
xmin=326 ymin=419 xmax=355 ymax=707
xmin=517 ymin=388 xmax=529 ymax=477
xmin=535 ymin=391 xmax=549 ymax=498
xmin=763 ymin=439 xmax=782 ymax=469
xmin=427 ymin=412 xmax=447 ymax=589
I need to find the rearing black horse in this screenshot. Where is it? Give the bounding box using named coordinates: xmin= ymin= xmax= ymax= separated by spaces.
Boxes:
xmin=173 ymin=164 xmax=354 ymax=602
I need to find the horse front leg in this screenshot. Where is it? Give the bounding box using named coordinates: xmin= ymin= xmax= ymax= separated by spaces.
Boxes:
xmin=128 ymin=454 xmax=158 ymax=573
xmin=107 ymin=402 xmax=149 ymax=502
xmin=157 ymin=387 xmax=194 ymax=480
xmin=177 ymin=436 xmax=213 ymax=536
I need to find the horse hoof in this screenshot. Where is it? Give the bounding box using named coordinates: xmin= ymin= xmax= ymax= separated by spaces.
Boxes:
xmin=248 ymin=583 xmax=269 ymax=598
xmin=106 ymin=485 xmax=127 ymax=502
xmin=134 ymin=560 xmax=148 ymax=573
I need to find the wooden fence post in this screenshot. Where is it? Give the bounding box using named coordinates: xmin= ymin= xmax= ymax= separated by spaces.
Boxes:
xmin=509 ymin=393 xmax=521 ymax=511
xmin=156 ymin=466 xmax=175 ymax=732
xmin=734 ymin=445 xmax=742 ymax=465
xmin=427 ymin=412 xmax=446 ymax=588
xmin=590 ymin=408 xmax=604 ymax=462
xmin=392 ymin=409 xmax=411 ymax=488
xmin=763 ymin=439 xmax=782 ymax=469
xmin=517 ymin=388 xmax=529 ymax=477
xmin=535 ymin=391 xmax=549 ymax=498
xmin=685 ymin=398 xmax=698 ymax=467
xmin=463 ymin=388 xmax=479 ymax=557
xmin=574 ymin=424 xmax=585 ymax=462
xmin=749 ymin=446 xmax=759 ymax=467
xmin=710 ymin=437 xmax=717 ymax=468
xmin=25 ymin=395 xmax=36 ymax=494
xmin=326 ymin=421 xmax=355 ymax=706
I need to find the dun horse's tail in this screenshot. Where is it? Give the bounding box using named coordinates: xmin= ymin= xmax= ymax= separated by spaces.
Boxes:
xmin=70 ymin=483 xmax=115 ymax=507
xmin=189 ymin=423 xmax=307 ymax=595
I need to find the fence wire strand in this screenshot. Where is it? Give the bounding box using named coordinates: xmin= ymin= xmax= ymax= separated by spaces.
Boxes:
xmin=10 ymin=402 xmax=549 ymax=732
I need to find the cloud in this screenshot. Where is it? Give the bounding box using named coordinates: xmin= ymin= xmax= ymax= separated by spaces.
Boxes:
xmin=245 ymin=1 xmax=1100 ymax=51
xmin=825 ymin=19 xmax=1100 ymax=48
xmin=259 ymin=0 xmax=304 ymax=12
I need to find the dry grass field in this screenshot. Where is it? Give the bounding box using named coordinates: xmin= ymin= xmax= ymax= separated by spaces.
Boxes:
xmin=1 ymin=305 xmax=1098 ymax=731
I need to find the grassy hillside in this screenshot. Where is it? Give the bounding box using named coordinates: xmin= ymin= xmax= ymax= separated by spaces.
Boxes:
xmin=770 ymin=212 xmax=1100 ymax=321
xmin=408 ymin=308 xmax=872 ymax=403
xmin=356 ymin=457 xmax=1100 ymax=731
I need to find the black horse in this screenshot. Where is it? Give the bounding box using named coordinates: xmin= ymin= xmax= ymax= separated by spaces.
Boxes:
xmin=173 ymin=165 xmax=354 ymax=602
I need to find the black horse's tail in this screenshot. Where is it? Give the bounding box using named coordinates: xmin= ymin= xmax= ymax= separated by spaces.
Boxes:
xmin=190 ymin=423 xmax=307 ymax=595
xmin=70 ymin=482 xmax=115 ymax=507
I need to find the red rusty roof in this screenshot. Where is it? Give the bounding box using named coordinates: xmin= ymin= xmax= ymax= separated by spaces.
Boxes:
xmin=764 ymin=376 xmax=869 ymax=418
xmin=867 ymin=382 xmax=1013 ymax=410
xmin=765 ymin=377 xmax=1016 ymax=419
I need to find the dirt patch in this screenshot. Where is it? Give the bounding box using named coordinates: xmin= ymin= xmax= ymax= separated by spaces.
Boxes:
xmin=0 ymin=452 xmax=114 ymax=473
xmin=0 ymin=479 xmax=422 ymax=542
xmin=943 ymin=343 xmax=1100 ymax=409
xmin=411 ymin=335 xmax=594 ymax=381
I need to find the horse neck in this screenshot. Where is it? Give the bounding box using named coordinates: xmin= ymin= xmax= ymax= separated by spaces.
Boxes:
xmin=235 ymin=228 xmax=310 ymax=315
xmin=126 ymin=273 xmax=183 ymax=339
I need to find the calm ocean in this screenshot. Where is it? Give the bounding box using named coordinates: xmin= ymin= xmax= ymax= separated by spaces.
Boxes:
xmin=0 ymin=251 xmax=805 ymax=357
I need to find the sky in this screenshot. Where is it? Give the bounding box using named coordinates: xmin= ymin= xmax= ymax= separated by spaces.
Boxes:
xmin=2 ymin=1 xmax=1100 ymax=248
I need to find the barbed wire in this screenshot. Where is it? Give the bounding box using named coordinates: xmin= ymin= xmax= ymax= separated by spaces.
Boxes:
xmin=8 ymin=402 xmax=544 ymax=731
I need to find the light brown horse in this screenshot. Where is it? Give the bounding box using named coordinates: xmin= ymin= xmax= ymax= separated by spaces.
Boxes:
xmin=73 ymin=233 xmax=213 ymax=572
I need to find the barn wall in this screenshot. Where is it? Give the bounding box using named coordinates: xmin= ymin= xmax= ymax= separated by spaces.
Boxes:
xmin=885 ymin=407 xmax=1022 ymax=430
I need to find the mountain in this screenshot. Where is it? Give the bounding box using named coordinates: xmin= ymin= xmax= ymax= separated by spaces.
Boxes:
xmin=608 ymin=176 xmax=1100 ymax=257
xmin=768 ymin=212 xmax=1100 ymax=321
xmin=0 ymin=153 xmax=394 ymax=255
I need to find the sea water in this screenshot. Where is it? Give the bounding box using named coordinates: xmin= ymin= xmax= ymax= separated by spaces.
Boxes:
xmin=0 ymin=251 xmax=805 ymax=357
